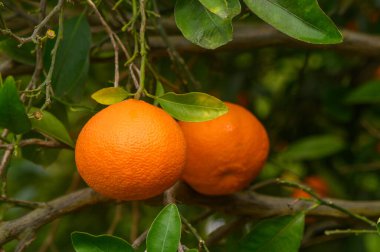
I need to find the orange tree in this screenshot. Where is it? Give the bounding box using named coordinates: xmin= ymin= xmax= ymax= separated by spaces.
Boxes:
xmin=0 ymin=0 xmax=380 ymax=251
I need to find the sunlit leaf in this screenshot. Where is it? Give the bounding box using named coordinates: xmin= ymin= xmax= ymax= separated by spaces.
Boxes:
xmin=71 ymin=232 xmax=134 ymax=252
xmin=345 ymin=80 xmax=380 ymax=104
xmin=281 ymin=135 xmax=345 ymax=160
xmin=240 ymin=213 xmax=305 ymax=252
xmin=156 ymin=92 xmax=228 ymax=122
xmin=175 ymin=0 xmax=233 ymax=49
xmin=29 ymin=107 xmax=74 ymax=147
xmin=198 ymin=0 xmax=241 ymax=19
xmin=243 ymin=0 xmax=343 ymax=44
xmin=91 ymin=87 xmax=131 ymax=105
xmin=146 ymin=204 xmax=181 ymax=252
xmin=0 ymin=76 xmax=31 ymax=134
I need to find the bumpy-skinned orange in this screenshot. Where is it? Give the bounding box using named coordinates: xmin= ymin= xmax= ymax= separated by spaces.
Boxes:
xmin=75 ymin=99 xmax=186 ymax=200
xmin=178 ymin=102 xmax=269 ymax=195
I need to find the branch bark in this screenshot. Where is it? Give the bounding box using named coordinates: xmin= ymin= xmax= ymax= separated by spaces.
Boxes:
xmin=2 ymin=184 xmax=380 ymax=246
xmin=148 ymin=24 xmax=380 ymax=57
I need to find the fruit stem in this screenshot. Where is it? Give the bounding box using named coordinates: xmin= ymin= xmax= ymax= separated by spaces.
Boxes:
xmin=134 ymin=0 xmax=147 ymax=100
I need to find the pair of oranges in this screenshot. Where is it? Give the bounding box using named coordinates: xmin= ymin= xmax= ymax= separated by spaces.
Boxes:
xmin=75 ymin=99 xmax=269 ymax=200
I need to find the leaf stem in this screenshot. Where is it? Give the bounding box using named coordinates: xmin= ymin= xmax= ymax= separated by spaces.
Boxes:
xmin=181 ymin=215 xmax=210 ymax=252
xmin=134 ymin=0 xmax=147 ymax=99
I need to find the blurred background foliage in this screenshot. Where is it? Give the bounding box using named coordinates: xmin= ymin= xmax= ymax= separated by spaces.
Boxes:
xmin=0 ymin=0 xmax=380 ymax=251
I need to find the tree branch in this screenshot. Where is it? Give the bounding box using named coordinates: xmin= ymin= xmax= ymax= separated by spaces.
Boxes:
xmin=148 ymin=24 xmax=380 ymax=57
xmin=2 ymin=184 xmax=380 ymax=246
xmin=0 ymin=188 xmax=109 ymax=245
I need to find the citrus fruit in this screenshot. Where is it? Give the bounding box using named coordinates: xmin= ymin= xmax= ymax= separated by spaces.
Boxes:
xmin=178 ymin=102 xmax=269 ymax=195
xmin=292 ymin=176 xmax=329 ymax=199
xmin=75 ymin=99 xmax=186 ymax=201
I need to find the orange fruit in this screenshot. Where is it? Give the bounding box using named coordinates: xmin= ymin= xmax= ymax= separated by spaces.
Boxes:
xmin=292 ymin=176 xmax=329 ymax=199
xmin=178 ymin=102 xmax=269 ymax=195
xmin=75 ymin=99 xmax=186 ymax=201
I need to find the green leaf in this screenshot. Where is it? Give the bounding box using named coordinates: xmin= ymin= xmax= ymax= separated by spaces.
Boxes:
xmin=281 ymin=135 xmax=345 ymax=160
xmin=240 ymin=213 xmax=305 ymax=252
xmin=146 ymin=204 xmax=181 ymax=252
xmin=71 ymin=232 xmax=134 ymax=252
xmin=243 ymin=0 xmax=343 ymax=44
xmin=0 ymin=37 xmax=35 ymax=65
xmin=175 ymin=0 xmax=233 ymax=49
xmin=91 ymin=87 xmax=131 ymax=105
xmin=187 ymin=249 xmax=199 ymax=252
xmin=0 ymin=76 xmax=31 ymax=134
xmin=29 ymin=107 xmax=74 ymax=147
xmin=156 ymin=92 xmax=228 ymax=122
xmin=45 ymin=15 xmax=91 ymax=100
xmin=345 ymin=80 xmax=380 ymax=104
xmin=154 ymin=81 xmax=165 ymax=106
xmin=198 ymin=0 xmax=241 ymax=19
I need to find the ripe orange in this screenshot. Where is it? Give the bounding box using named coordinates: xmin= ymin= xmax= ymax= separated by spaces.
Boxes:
xmin=178 ymin=102 xmax=269 ymax=195
xmin=75 ymin=99 xmax=186 ymax=201
xmin=292 ymin=176 xmax=329 ymax=199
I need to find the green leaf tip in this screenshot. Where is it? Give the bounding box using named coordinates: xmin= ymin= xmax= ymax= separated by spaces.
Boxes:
xmin=71 ymin=231 xmax=134 ymax=252
xmin=91 ymin=87 xmax=131 ymax=105
xmin=146 ymin=204 xmax=181 ymax=252
xmin=243 ymin=0 xmax=343 ymax=44
xmin=156 ymin=92 xmax=228 ymax=122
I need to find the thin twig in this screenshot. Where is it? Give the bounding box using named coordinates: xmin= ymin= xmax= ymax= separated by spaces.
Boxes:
xmin=14 ymin=229 xmax=36 ymax=252
xmin=0 ymin=197 xmax=47 ymax=209
xmin=181 ymin=215 xmax=210 ymax=252
xmin=275 ymin=179 xmax=377 ymax=227
xmin=132 ymin=230 xmax=148 ymax=249
xmin=134 ymin=0 xmax=147 ymax=99
xmin=0 ymin=0 xmax=64 ymax=44
xmin=39 ymin=7 xmax=64 ymax=111
xmin=107 ymin=204 xmax=123 ymax=235
xmin=325 ymin=229 xmax=378 ymax=235
xmin=86 ymin=0 xmax=119 ymax=87
xmin=0 ymin=147 xmax=14 ymax=197
xmin=130 ymin=201 xmax=140 ymax=241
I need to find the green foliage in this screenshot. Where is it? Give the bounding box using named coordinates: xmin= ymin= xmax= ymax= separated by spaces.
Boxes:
xmin=45 ymin=15 xmax=91 ymax=100
xmin=0 ymin=38 xmax=35 ymax=65
xmin=175 ymin=0 xmax=233 ymax=49
xmin=154 ymin=81 xmax=165 ymax=106
xmin=29 ymin=107 xmax=74 ymax=147
xmin=243 ymin=0 xmax=342 ymax=44
xmin=146 ymin=204 xmax=181 ymax=252
xmin=91 ymin=87 xmax=131 ymax=105
xmin=0 ymin=76 xmax=31 ymax=134
xmin=156 ymin=92 xmax=228 ymax=122
xmin=71 ymin=232 xmax=134 ymax=252
xmin=198 ymin=0 xmax=241 ymax=19
xmin=175 ymin=0 xmax=342 ymax=49
xmin=280 ymin=135 xmax=345 ymax=160
xmin=345 ymin=80 xmax=380 ymax=104
xmin=1 ymin=0 xmax=380 ymax=251
xmin=240 ymin=213 xmax=305 ymax=252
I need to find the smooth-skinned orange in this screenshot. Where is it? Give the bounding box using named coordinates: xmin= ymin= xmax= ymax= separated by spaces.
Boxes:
xmin=178 ymin=102 xmax=269 ymax=195
xmin=75 ymin=99 xmax=186 ymax=201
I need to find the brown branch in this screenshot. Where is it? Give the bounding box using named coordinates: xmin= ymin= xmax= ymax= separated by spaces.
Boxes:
xmin=0 ymin=0 xmax=64 ymax=44
xmin=148 ymin=24 xmax=380 ymax=57
xmin=2 ymin=184 xmax=380 ymax=246
xmin=0 ymin=188 xmax=109 ymax=245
